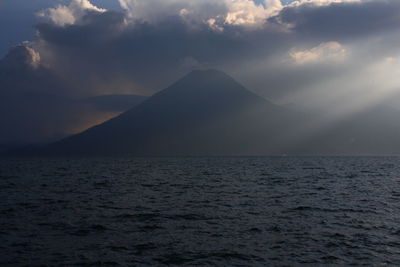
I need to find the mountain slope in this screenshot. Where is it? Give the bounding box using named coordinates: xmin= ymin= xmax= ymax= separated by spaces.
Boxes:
xmin=0 ymin=45 xmax=150 ymax=145
xmin=43 ymin=69 xmax=299 ymax=156
xmin=81 ymin=94 xmax=148 ymax=112
xmin=11 ymin=69 xmax=400 ymax=156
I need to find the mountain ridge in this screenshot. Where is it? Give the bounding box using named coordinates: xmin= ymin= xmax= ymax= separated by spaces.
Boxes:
xmin=9 ymin=69 xmax=400 ymax=156
xmin=38 ymin=69 xmax=293 ymax=156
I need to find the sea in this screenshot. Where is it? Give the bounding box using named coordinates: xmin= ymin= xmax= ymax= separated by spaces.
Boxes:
xmin=1 ymin=157 xmax=400 ymax=266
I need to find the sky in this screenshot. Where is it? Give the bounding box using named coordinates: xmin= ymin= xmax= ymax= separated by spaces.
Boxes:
xmin=0 ymin=0 xmax=294 ymax=57
xmin=0 ymin=0 xmax=121 ymax=57
xmin=2 ymin=0 xmax=400 ymax=145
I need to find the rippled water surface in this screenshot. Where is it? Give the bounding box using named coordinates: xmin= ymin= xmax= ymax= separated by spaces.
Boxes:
xmin=1 ymin=157 xmax=400 ymax=266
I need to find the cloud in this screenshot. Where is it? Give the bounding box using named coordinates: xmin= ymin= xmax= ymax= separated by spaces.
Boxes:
xmin=116 ymin=0 xmax=363 ymax=28
xmin=0 ymin=43 xmax=41 ymax=70
xmin=34 ymin=8 xmax=287 ymax=96
xmin=289 ymin=41 xmax=347 ymax=64
xmin=38 ymin=0 xmax=106 ymax=26
xmin=277 ymin=0 xmax=400 ymax=41
xmin=289 ymin=0 xmax=360 ymax=7
xmin=224 ymin=0 xmax=283 ymax=26
xmin=180 ymin=56 xmax=210 ymax=70
xmin=117 ymin=0 xmax=284 ymax=27
xmin=31 ymin=0 xmax=400 ymax=100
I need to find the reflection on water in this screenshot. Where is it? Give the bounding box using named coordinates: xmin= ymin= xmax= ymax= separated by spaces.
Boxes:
xmin=1 ymin=157 xmax=400 ymax=266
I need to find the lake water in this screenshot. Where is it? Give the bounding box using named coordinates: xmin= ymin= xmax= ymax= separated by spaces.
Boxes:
xmin=1 ymin=157 xmax=400 ymax=266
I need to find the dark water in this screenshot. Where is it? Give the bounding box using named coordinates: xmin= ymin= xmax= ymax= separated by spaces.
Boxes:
xmin=1 ymin=157 xmax=400 ymax=266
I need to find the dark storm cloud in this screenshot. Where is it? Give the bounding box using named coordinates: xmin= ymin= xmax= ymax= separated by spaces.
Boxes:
xmin=35 ymin=10 xmax=292 ymax=96
xmin=32 ymin=0 xmax=400 ymax=99
xmin=277 ymin=0 xmax=400 ymax=41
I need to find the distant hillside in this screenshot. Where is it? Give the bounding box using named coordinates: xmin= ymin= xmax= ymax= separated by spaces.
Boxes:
xmin=13 ymin=69 xmax=400 ymax=156
xmin=40 ymin=69 xmax=303 ymax=155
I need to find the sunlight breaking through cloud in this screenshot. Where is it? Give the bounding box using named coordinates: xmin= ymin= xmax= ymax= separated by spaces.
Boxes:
xmin=289 ymin=42 xmax=347 ymax=64
xmin=38 ymin=0 xmax=106 ymax=26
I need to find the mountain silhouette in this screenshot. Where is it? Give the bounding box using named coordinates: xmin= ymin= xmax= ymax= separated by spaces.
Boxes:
xmin=8 ymin=69 xmax=400 ymax=156
xmin=40 ymin=69 xmax=300 ymax=156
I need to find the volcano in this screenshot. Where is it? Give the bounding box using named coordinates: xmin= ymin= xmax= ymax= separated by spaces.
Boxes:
xmin=42 ymin=69 xmax=299 ymax=156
